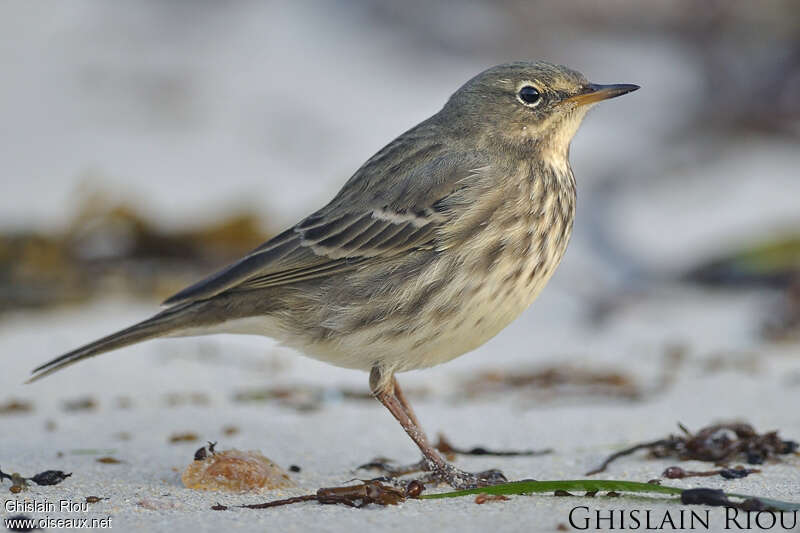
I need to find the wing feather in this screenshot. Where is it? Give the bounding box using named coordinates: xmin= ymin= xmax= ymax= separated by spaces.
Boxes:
xmin=162 ymin=133 xmax=489 ymax=306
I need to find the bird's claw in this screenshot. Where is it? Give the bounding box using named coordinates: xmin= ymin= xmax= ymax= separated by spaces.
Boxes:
xmin=428 ymin=464 xmax=508 ymax=489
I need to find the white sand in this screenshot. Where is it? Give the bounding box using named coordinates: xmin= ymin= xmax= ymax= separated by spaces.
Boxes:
xmin=1 ymin=285 xmax=798 ymax=532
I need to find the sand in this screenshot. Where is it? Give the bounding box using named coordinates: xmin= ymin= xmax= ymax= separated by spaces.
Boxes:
xmin=1 ymin=284 xmax=798 ymax=532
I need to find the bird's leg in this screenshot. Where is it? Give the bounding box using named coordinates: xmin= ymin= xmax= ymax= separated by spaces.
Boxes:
xmin=391 ymin=375 xmax=425 ymax=442
xmin=369 ymin=367 xmax=506 ymax=489
xmin=361 ymin=375 xmax=429 ymax=477
xmin=369 ymin=367 xmax=447 ymax=473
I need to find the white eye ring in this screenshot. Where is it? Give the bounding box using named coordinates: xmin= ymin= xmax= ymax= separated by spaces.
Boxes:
xmin=516 ymin=81 xmax=542 ymax=108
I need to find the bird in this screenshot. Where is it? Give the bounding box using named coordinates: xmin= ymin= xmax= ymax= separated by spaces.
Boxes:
xmin=29 ymin=61 xmax=638 ymax=489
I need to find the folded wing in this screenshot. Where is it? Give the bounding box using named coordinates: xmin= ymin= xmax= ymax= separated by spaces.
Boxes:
xmin=163 ymin=139 xmax=488 ymax=307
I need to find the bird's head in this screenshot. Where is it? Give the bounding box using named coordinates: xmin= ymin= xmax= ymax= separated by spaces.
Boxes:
xmin=440 ymin=61 xmax=639 ymax=162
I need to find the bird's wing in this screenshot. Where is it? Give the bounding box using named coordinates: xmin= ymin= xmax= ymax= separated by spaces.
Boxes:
xmin=162 ymin=146 xmax=488 ymax=306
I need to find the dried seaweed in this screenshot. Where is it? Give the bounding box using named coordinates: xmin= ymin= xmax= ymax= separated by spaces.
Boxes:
xmin=212 ymin=480 xmax=421 ymax=511
xmin=0 ymin=466 xmax=72 ymax=490
xmin=169 ymin=432 xmax=199 ymax=444
xmin=28 ymin=470 xmax=72 ymax=485
xmin=462 ymin=364 xmax=641 ymax=401
xmin=462 ymin=347 xmax=685 ymax=403
xmin=0 ymin=399 xmax=34 ymax=415
xmin=222 ymin=425 xmax=239 ymax=436
xmin=0 ymin=190 xmax=274 ymax=313
xmin=434 ymin=433 xmax=552 ymax=457
xmin=662 ymin=465 xmax=760 ymax=480
xmin=681 ymin=488 xmax=768 ymax=512
xmin=684 ymin=237 xmax=800 ymax=289
xmin=587 ymin=422 xmax=797 ymax=475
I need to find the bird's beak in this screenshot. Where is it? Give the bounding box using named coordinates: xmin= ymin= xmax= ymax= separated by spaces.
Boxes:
xmin=561 ymin=83 xmax=640 ymax=107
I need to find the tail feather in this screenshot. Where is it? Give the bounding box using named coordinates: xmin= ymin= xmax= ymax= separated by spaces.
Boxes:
xmin=28 ymin=306 xmax=191 ymax=383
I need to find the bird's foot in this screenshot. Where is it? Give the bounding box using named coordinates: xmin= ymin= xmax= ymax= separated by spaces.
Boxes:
xmin=357 ymin=457 xmax=506 ymax=489
xmin=427 ymin=462 xmax=507 ymax=489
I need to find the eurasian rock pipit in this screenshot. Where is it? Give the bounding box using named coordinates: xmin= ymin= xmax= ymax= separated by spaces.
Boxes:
xmin=30 ymin=61 xmax=638 ymax=488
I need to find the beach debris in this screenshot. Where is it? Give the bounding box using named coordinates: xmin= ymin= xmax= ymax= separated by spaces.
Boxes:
xmin=681 ymin=488 xmax=767 ymax=511
xmin=684 ymin=235 xmax=800 ymax=289
xmin=212 ymin=480 xmax=420 ymax=511
xmin=662 ymin=465 xmax=760 ymax=480
xmin=85 ymin=496 xmax=107 ymax=503
xmin=9 ymin=473 xmax=27 ymax=493
xmin=405 ymin=480 xmax=425 ymax=498
xmin=312 ymin=482 xmax=407 ymax=507
xmin=95 ymin=457 xmax=122 ymax=464
xmin=62 ymin=396 xmax=97 ymax=412
xmin=182 ymin=448 xmax=295 ymax=491
xmin=587 ymin=422 xmax=798 ymax=475
xmin=222 ymin=425 xmax=239 ymax=436
xmin=0 ymin=398 xmax=34 ymax=415
xmin=435 ymin=433 xmax=552 ymax=457
xmin=461 ymin=364 xmax=642 ymax=400
xmin=193 ymin=441 xmax=217 ymax=461
xmin=28 ymin=470 xmax=72 ymax=485
xmin=0 ymin=187 xmax=274 ymax=314
xmin=1 ymin=466 xmax=71 ymax=491
xmin=169 ymin=432 xmax=199 ymax=443
xmin=288 ymin=464 xmax=301 ymax=473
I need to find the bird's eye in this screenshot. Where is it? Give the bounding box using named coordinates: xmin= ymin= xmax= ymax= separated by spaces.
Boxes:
xmin=517 ymin=85 xmax=541 ymax=107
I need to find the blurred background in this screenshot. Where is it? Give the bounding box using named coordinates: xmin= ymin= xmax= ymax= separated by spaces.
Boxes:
xmin=2 ymin=0 xmax=799 ymax=319
xmin=1 ymin=0 xmax=798 ymax=445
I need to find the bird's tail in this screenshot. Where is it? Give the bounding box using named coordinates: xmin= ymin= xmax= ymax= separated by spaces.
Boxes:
xmin=27 ymin=303 xmax=200 ymax=383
